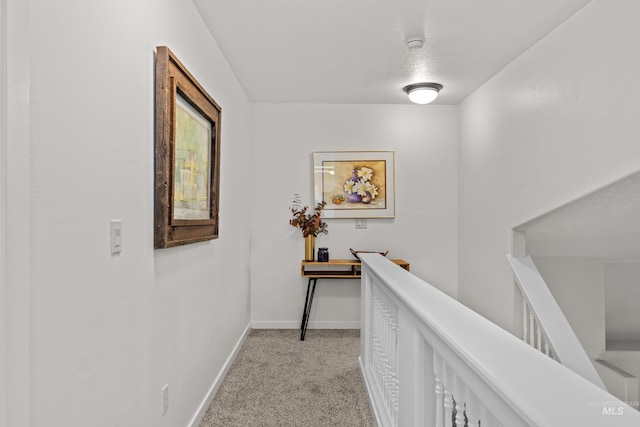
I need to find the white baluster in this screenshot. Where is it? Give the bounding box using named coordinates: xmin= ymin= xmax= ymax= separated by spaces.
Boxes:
xmin=452 ymin=372 xmax=466 ymax=427
xmin=528 ymin=311 xmax=535 ymax=347
xmin=522 ymin=298 xmax=528 ymax=342
xmin=464 ymin=388 xmax=481 ymax=427
xmin=434 ymin=351 xmax=444 ymax=427
xmin=536 ymin=323 xmax=542 ymax=351
xmin=381 ymin=297 xmax=389 ymax=416
xmin=442 ymin=360 xmax=454 ymax=427
xmin=372 ymin=294 xmax=378 ymax=386
xmin=379 ymin=297 xmax=386 ymax=409
xmin=384 ymin=302 xmax=391 ymax=418
xmin=390 ymin=310 xmax=399 ymax=421
xmin=544 ymin=337 xmax=550 ymax=357
xmin=379 ymin=299 xmax=388 ymax=416
xmin=373 ymin=293 xmax=383 ymax=410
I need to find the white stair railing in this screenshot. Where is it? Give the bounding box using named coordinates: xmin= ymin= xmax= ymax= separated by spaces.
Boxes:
xmin=359 ymin=253 xmax=640 ymax=427
xmin=521 ymin=296 xmax=556 ymax=359
xmin=507 ymin=255 xmax=605 ymax=389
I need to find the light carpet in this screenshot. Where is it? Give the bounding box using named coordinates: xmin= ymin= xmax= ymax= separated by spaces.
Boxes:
xmin=199 ymin=329 xmax=375 ymax=427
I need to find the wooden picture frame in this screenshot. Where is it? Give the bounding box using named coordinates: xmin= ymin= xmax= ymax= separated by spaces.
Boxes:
xmin=155 ymin=46 xmax=222 ymax=248
xmin=313 ymin=151 xmax=395 ymax=219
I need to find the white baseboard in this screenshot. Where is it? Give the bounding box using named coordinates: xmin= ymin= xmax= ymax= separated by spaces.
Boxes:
xmin=186 ymin=322 xmax=251 ymax=427
xmin=251 ymin=320 xmax=360 ymax=329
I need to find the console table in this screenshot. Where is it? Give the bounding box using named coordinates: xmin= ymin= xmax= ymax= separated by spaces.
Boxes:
xmin=299 ymin=259 xmax=410 ymax=340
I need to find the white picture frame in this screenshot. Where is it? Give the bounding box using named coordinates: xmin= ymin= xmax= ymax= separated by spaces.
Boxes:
xmin=313 ymin=151 xmax=396 ymax=219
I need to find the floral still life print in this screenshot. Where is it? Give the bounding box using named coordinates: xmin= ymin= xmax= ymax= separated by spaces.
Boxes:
xmin=314 ymin=151 xmax=395 ymax=219
xmin=326 ymin=161 xmax=386 ymax=209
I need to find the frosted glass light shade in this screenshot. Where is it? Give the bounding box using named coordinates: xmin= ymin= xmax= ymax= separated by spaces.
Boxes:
xmin=408 ymin=87 xmax=438 ymax=104
xmin=403 ymin=83 xmax=443 ymax=104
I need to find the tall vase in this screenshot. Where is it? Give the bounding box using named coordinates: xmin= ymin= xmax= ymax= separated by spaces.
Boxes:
xmin=344 ymin=169 xmax=362 ymax=203
xmin=304 ymin=235 xmax=315 ymax=261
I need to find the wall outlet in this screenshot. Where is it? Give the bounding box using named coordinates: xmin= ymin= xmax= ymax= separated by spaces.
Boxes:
xmin=162 ymin=384 xmax=169 ymax=416
xmin=355 ymin=219 xmax=367 ymax=229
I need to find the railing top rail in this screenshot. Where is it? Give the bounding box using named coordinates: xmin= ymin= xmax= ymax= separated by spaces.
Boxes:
xmin=507 ymin=255 xmax=605 ymax=388
xmin=358 ymin=253 xmax=640 ymax=426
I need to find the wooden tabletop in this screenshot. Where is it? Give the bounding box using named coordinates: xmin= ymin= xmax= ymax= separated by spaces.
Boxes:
xmin=301 ymin=259 xmax=409 ymax=279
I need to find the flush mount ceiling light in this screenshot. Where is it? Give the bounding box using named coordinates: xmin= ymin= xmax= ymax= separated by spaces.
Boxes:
xmin=403 ymin=82 xmax=443 ymax=105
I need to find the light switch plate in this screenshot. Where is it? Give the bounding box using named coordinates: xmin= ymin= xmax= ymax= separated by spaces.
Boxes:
xmin=355 ymin=219 xmax=367 ymax=229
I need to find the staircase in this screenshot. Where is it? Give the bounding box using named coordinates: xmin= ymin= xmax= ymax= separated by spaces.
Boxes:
xmin=508 ymin=255 xmax=639 ymax=407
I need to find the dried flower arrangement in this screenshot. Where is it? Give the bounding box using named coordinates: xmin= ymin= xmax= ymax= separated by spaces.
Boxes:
xmin=289 ymin=194 xmax=328 ymax=238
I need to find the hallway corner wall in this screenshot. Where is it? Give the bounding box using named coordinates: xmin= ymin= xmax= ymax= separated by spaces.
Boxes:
xmin=22 ymin=1 xmax=253 ymax=425
xmin=458 ymin=0 xmax=640 ymax=331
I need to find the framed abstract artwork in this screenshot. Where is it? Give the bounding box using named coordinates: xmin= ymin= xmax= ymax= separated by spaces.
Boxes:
xmin=154 ymin=46 xmax=222 ymax=248
xmin=313 ymin=151 xmax=395 ymax=219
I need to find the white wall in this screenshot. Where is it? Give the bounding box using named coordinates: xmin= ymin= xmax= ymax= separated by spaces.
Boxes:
xmin=533 ymin=257 xmax=606 ymax=358
xmin=458 ymin=0 xmax=640 ymax=330
xmin=1 ymin=0 xmax=7 ymax=424
xmin=605 ymin=263 xmax=640 ymax=346
xmin=4 ymin=0 xmax=31 ymax=425
xmin=15 ymin=0 xmax=253 ymax=426
xmin=251 ymin=104 xmax=458 ymax=328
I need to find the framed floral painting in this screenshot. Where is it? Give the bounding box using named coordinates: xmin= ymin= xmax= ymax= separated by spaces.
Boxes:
xmin=313 ymin=151 xmax=395 ymax=219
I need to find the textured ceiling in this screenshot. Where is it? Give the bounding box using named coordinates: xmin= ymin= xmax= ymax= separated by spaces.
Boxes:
xmin=194 ymin=0 xmax=640 ymax=260
xmin=516 ymin=173 xmax=640 ymax=261
xmin=194 ymin=0 xmax=591 ymax=104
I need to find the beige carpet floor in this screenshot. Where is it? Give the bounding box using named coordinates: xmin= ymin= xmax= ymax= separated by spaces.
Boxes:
xmin=199 ymin=329 xmax=375 ymax=427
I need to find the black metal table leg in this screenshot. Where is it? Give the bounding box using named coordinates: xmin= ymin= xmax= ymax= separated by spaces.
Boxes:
xmin=300 ymin=279 xmax=312 ymax=329
xmin=300 ymin=278 xmax=317 ymax=341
